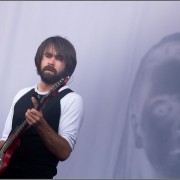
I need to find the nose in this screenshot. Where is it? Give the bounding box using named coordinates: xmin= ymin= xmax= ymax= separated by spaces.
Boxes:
xmin=48 ymin=56 xmax=56 ymax=65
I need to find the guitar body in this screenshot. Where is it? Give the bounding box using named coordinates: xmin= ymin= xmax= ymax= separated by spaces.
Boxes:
xmin=0 ymin=138 xmax=20 ymax=174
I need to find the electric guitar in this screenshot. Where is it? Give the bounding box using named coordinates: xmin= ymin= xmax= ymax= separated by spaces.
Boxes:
xmin=0 ymin=76 xmax=69 ymax=174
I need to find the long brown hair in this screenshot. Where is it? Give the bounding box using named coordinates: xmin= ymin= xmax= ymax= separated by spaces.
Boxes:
xmin=35 ymin=36 xmax=77 ymax=77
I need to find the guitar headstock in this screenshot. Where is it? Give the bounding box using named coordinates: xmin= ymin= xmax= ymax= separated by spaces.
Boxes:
xmin=50 ymin=76 xmax=70 ymax=97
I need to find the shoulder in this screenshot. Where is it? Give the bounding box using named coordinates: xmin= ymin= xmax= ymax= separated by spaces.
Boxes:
xmin=60 ymin=86 xmax=84 ymax=111
xmin=62 ymin=89 xmax=83 ymax=105
xmin=13 ymin=85 xmax=36 ymax=104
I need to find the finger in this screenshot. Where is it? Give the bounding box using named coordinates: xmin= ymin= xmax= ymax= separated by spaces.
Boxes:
xmin=26 ymin=118 xmax=35 ymax=125
xmin=25 ymin=111 xmax=36 ymax=125
xmin=31 ymin=97 xmax=38 ymax=108
xmin=30 ymin=109 xmax=41 ymax=116
xmin=26 ymin=109 xmax=39 ymax=122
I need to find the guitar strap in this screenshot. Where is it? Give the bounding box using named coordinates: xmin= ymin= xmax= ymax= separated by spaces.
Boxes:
xmin=57 ymin=88 xmax=73 ymax=101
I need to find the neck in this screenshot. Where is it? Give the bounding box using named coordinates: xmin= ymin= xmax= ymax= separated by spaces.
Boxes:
xmin=37 ymin=81 xmax=55 ymax=92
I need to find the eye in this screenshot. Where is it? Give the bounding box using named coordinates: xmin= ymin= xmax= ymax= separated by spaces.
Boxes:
xmin=44 ymin=53 xmax=52 ymax=58
xmin=55 ymin=55 xmax=64 ymax=61
xmin=154 ymin=102 xmax=172 ymax=116
xmin=153 ymin=101 xmax=172 ymax=117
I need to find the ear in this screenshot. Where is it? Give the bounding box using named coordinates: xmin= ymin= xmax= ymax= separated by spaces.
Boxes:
xmin=130 ymin=112 xmax=144 ymax=148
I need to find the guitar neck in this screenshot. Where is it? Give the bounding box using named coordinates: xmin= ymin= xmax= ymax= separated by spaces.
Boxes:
xmin=1 ymin=120 xmax=28 ymax=153
xmin=0 ymin=77 xmax=69 ymax=153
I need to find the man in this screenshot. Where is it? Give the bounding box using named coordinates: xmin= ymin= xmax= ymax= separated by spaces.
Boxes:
xmin=120 ymin=32 xmax=180 ymax=178
xmin=0 ymin=36 xmax=84 ymax=178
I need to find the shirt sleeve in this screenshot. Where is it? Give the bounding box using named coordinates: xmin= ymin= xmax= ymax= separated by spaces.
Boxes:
xmin=59 ymin=92 xmax=84 ymax=150
xmin=1 ymin=86 xmax=34 ymax=141
xmin=0 ymin=101 xmax=15 ymax=141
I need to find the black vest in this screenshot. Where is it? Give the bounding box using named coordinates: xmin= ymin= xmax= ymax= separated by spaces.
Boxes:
xmin=8 ymin=88 xmax=73 ymax=178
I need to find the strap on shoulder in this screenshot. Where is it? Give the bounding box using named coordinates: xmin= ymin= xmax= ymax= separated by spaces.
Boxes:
xmin=58 ymin=88 xmax=73 ymax=100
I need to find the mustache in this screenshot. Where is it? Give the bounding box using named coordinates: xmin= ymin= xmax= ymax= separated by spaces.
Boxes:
xmin=42 ymin=65 xmax=57 ymax=74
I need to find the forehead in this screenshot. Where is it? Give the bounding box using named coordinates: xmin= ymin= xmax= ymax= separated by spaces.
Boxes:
xmin=145 ymin=41 xmax=180 ymax=68
xmin=147 ymin=41 xmax=180 ymax=97
xmin=43 ymin=45 xmax=58 ymax=54
xmin=150 ymin=61 xmax=180 ymax=94
xmin=138 ymin=40 xmax=180 ymax=89
xmin=131 ymin=41 xmax=180 ymax=112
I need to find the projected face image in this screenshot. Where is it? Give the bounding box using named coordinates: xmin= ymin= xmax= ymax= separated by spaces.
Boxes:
xmin=141 ymin=95 xmax=180 ymax=177
xmin=138 ymin=60 xmax=180 ymax=178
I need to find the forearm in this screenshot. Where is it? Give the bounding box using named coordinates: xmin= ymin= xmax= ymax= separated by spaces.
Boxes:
xmin=35 ymin=119 xmax=72 ymax=161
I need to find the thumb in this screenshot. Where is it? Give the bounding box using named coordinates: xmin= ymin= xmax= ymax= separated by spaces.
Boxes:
xmin=31 ymin=96 xmax=38 ymax=108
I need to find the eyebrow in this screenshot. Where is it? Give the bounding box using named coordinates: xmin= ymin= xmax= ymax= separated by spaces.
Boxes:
xmin=43 ymin=52 xmax=64 ymax=60
xmin=44 ymin=52 xmax=53 ymax=55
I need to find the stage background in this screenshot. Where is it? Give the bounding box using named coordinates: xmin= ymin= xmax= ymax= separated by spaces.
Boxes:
xmin=0 ymin=1 xmax=180 ymax=178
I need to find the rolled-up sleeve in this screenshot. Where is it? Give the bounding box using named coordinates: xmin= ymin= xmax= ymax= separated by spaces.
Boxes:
xmin=59 ymin=92 xmax=84 ymax=150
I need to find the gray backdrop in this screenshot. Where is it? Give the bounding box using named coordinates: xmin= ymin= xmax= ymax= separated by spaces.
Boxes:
xmin=1 ymin=1 xmax=180 ymax=178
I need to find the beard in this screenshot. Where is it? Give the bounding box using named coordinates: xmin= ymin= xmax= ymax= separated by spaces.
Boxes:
xmin=39 ymin=65 xmax=65 ymax=84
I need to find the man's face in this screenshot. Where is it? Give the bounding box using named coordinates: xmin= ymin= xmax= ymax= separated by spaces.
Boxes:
xmin=39 ymin=46 xmax=66 ymax=84
xmin=137 ymin=60 xmax=180 ymax=177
